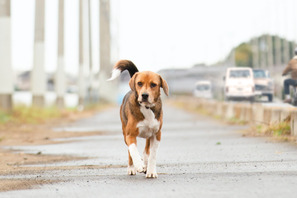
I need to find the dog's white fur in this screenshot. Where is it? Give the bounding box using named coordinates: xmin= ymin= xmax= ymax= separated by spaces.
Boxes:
xmin=107 ymin=69 xmax=121 ymax=81
xmin=146 ymin=135 xmax=160 ymax=178
xmin=137 ymin=106 xmax=160 ymax=138
xmin=128 ymin=143 xmax=145 ymax=173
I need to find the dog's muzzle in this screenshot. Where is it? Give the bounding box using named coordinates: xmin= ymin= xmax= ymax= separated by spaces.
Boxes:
xmin=139 ymin=93 xmax=154 ymax=108
xmin=141 ymin=93 xmax=149 ymax=102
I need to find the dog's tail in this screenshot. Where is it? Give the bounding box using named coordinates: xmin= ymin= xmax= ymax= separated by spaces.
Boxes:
xmin=107 ymin=60 xmax=139 ymax=81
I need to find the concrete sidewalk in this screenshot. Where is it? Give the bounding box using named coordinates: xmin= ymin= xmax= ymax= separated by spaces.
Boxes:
xmin=1 ymin=105 xmax=297 ymax=198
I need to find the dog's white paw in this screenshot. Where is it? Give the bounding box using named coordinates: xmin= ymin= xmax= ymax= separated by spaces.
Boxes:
xmin=127 ymin=165 xmax=136 ymax=175
xmin=143 ymin=164 xmax=147 ymax=173
xmin=146 ymin=164 xmax=157 ymax=178
xmin=143 ymin=153 xmax=148 ymax=173
xmin=135 ymin=162 xmax=146 ymax=173
xmin=146 ymin=171 xmax=158 ymax=178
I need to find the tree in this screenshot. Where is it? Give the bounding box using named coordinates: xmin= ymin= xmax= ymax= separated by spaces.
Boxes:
xmin=235 ymin=43 xmax=253 ymax=67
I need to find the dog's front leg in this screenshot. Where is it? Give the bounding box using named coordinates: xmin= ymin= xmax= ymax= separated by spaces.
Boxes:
xmin=143 ymin=138 xmax=150 ymax=173
xmin=126 ymin=136 xmax=145 ymax=173
xmin=146 ymin=133 xmax=160 ymax=178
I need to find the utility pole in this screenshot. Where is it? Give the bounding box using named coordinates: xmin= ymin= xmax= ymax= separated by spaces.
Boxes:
xmin=283 ymin=39 xmax=290 ymax=64
xmin=32 ymin=0 xmax=46 ymax=107
xmin=294 ymin=0 xmax=297 ymax=50
xmin=88 ymin=0 xmax=94 ymax=104
xmin=56 ymin=0 xmax=65 ymax=108
xmin=266 ymin=34 xmax=273 ymax=68
xmin=98 ymin=0 xmax=117 ymax=103
xmin=231 ymin=49 xmax=236 ymax=66
xmin=282 ymin=0 xmax=290 ymax=63
xmin=0 ymin=0 xmax=13 ymax=112
xmin=274 ymin=36 xmax=281 ymax=67
xmin=266 ymin=2 xmax=273 ymax=69
xmin=78 ymin=0 xmax=85 ymax=106
xmin=260 ymin=36 xmax=266 ymax=68
xmin=274 ymin=0 xmax=282 ymax=67
xmin=252 ymin=37 xmax=259 ymax=68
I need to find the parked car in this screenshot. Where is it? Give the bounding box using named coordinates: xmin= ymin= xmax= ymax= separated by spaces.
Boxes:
xmin=193 ymin=81 xmax=213 ymax=99
xmin=253 ymin=69 xmax=274 ymax=102
xmin=224 ymin=67 xmax=256 ymax=102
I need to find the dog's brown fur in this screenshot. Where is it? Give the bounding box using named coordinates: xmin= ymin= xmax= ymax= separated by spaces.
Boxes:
xmin=108 ymin=60 xmax=169 ymax=178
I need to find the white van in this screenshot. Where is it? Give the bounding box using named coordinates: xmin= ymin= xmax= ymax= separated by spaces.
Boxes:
xmin=224 ymin=67 xmax=256 ymax=102
xmin=193 ymin=81 xmax=213 ymax=99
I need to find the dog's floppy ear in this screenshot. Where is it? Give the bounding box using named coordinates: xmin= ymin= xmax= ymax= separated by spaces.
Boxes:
xmin=129 ymin=73 xmax=138 ymax=91
xmin=160 ymin=76 xmax=169 ymax=96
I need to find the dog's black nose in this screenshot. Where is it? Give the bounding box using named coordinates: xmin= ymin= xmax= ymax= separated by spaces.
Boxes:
xmin=142 ymin=93 xmax=149 ymax=101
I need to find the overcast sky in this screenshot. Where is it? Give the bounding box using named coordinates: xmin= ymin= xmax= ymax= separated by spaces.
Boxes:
xmin=10 ymin=0 xmax=297 ymax=74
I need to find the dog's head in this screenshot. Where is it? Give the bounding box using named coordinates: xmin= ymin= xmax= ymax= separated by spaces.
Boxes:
xmin=129 ymin=71 xmax=169 ymax=108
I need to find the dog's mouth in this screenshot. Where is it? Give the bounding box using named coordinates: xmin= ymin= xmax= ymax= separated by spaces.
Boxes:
xmin=138 ymin=93 xmax=154 ymax=108
xmin=139 ymin=101 xmax=154 ymax=109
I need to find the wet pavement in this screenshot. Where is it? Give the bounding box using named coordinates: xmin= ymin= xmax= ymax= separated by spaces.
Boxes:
xmin=1 ymin=104 xmax=297 ymax=198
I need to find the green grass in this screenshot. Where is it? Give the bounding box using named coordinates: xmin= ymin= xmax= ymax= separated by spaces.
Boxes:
xmin=11 ymin=105 xmax=62 ymax=124
xmin=0 ymin=103 xmax=109 ymax=125
xmin=255 ymin=122 xmax=291 ymax=137
xmin=227 ymin=117 xmax=247 ymax=125
xmin=0 ymin=111 xmax=12 ymax=123
xmin=269 ymin=122 xmax=291 ymax=137
xmin=0 ymin=106 xmax=66 ymax=125
xmin=255 ymin=125 xmax=263 ymax=134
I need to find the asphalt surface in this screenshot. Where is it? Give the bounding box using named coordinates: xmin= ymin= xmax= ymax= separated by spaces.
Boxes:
xmin=1 ymin=104 xmax=297 ymax=198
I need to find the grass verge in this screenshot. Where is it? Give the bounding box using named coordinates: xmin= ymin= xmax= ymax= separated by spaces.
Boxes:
xmin=248 ymin=121 xmax=295 ymax=142
xmin=168 ymin=97 xmax=296 ymax=143
xmin=0 ymin=103 xmax=108 ymax=125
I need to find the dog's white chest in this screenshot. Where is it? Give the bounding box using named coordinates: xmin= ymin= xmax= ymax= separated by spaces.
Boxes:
xmin=137 ymin=106 xmax=160 ymax=138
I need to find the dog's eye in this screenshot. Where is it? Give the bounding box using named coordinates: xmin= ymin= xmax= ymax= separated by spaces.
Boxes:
xmin=150 ymin=83 xmax=157 ymax=88
xmin=137 ymin=82 xmax=143 ymax=87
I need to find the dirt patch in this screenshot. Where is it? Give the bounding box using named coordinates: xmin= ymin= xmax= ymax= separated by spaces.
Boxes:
xmin=0 ymin=179 xmax=58 ymax=192
xmin=0 ymin=106 xmax=112 ymax=192
xmin=0 ymin=148 xmax=90 ymax=192
xmin=0 ymin=149 xmax=89 ymax=174
xmin=0 ymin=125 xmax=106 ymax=146
xmin=0 ymin=164 xmax=126 ymax=192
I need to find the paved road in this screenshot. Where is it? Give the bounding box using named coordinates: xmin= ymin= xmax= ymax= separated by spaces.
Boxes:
xmin=1 ymin=104 xmax=297 ymax=198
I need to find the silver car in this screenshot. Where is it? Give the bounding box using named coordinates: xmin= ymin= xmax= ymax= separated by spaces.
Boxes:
xmin=253 ymin=69 xmax=274 ymax=102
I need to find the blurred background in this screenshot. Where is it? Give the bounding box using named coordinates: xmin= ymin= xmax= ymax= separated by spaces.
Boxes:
xmin=0 ymin=0 xmax=297 ymax=111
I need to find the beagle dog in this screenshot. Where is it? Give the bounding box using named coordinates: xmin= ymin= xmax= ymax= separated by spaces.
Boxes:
xmin=108 ymin=60 xmax=169 ymax=178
